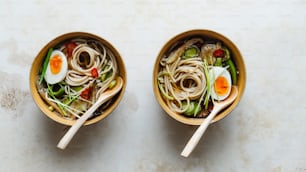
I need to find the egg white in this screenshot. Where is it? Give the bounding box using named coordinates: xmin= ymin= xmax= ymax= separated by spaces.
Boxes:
xmin=209 ymin=66 xmax=232 ymax=101
xmin=44 ymin=50 xmax=68 ymax=84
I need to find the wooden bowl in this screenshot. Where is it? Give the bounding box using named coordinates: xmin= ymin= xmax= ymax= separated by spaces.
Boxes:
xmin=153 ymin=29 xmax=246 ymax=125
xmin=30 ymin=32 xmax=127 ymax=126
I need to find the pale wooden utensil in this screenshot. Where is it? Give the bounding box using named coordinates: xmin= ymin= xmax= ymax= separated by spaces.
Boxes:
xmin=181 ymin=86 xmax=238 ymax=157
xmin=57 ymin=76 xmax=123 ymax=150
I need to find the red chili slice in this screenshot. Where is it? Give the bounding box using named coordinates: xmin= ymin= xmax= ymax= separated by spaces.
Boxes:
xmin=213 ymin=49 xmax=225 ymax=58
xmin=65 ymin=42 xmax=77 ymax=57
xmin=80 ymin=87 xmax=91 ymax=100
xmin=91 ymin=68 xmax=99 ymax=78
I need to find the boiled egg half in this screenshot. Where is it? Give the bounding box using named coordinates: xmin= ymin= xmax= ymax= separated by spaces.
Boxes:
xmin=209 ymin=66 xmax=232 ymax=101
xmin=44 ymin=50 xmax=68 ymax=84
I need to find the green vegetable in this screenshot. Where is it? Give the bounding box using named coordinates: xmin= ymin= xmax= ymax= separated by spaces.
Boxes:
xmin=50 ymin=84 xmax=65 ymax=97
xmin=182 ymin=46 xmax=199 ymax=59
xmin=215 ymin=58 xmax=223 ymax=66
xmin=193 ymin=103 xmax=202 ymax=117
xmin=225 ymin=59 xmax=237 ymax=85
xmin=101 ymin=70 xmax=113 ymax=82
xmin=182 ymin=101 xmax=202 ymax=116
xmin=39 ymin=48 xmax=53 ymax=84
xmin=100 ymin=73 xmax=107 ymax=81
xmin=71 ymin=86 xmax=83 ymax=92
xmin=47 ymin=83 xmax=68 ymax=116
xmin=100 ymin=65 xmax=112 ymax=82
xmin=182 ymin=101 xmax=193 ymax=116
xmin=62 ymin=94 xmax=78 ymax=105
xmin=62 ymin=98 xmax=71 ymax=105
xmin=108 ymin=80 xmax=117 ymax=89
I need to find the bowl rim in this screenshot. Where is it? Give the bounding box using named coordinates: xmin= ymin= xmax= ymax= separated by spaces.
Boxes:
xmin=152 ymin=29 xmax=246 ymax=125
xmin=29 ymin=31 xmax=127 ymax=126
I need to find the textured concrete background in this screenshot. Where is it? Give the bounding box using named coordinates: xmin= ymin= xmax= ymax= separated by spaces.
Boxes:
xmin=0 ymin=0 xmax=305 ymax=171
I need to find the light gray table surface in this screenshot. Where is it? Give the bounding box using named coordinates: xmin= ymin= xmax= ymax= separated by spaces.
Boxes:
xmin=0 ymin=0 xmax=305 ymax=171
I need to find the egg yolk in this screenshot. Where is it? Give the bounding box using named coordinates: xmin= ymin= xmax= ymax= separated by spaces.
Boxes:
xmin=214 ymin=76 xmax=229 ymax=96
xmin=50 ymin=55 xmax=62 ymax=74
